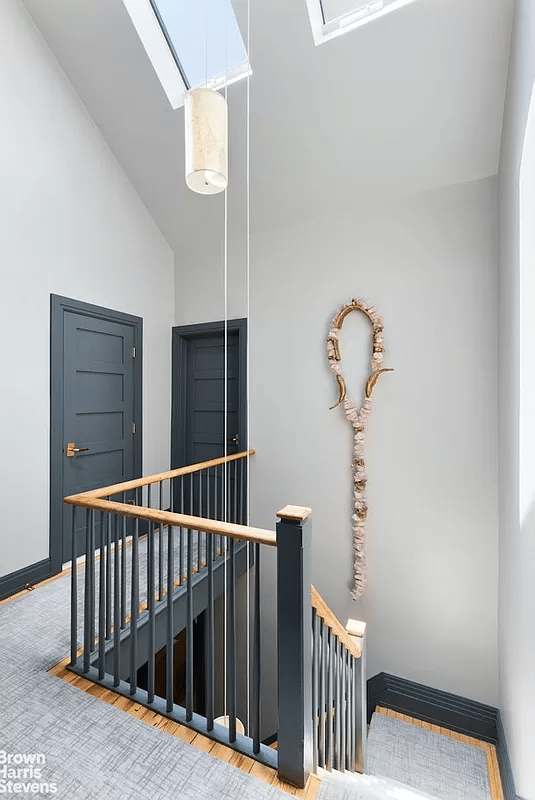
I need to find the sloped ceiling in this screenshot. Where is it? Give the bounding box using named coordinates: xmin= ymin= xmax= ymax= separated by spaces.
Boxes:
xmin=21 ymin=0 xmax=513 ymax=251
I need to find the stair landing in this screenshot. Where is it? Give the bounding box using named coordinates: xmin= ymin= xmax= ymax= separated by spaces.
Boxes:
xmin=49 ymin=656 xmax=321 ymax=799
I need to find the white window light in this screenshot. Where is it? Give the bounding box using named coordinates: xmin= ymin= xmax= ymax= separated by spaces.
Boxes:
xmin=122 ymin=0 xmax=250 ymax=110
xmin=306 ymin=0 xmax=419 ymax=46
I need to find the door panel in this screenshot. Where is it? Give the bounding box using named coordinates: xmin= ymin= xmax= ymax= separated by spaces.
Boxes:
xmin=62 ymin=311 xmax=136 ymax=561
xmin=172 ymin=322 xmax=246 ymax=522
xmin=186 ymin=334 xmax=239 ymax=465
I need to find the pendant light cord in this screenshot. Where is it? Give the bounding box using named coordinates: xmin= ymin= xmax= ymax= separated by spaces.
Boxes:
xmin=223 ymin=0 xmax=229 ymax=724
xmin=245 ymin=0 xmax=251 ymax=739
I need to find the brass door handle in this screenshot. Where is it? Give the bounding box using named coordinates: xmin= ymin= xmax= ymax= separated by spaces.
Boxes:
xmin=66 ymin=442 xmax=89 ymax=457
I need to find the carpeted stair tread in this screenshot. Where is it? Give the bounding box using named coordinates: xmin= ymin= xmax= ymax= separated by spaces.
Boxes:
xmin=366 ymin=712 xmax=492 ymax=800
xmin=317 ymin=770 xmax=440 ymax=799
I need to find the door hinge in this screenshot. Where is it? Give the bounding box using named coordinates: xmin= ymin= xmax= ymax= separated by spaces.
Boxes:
xmin=132 ymin=347 xmax=136 ymax=358
xmin=132 ymin=422 xmax=136 ymax=434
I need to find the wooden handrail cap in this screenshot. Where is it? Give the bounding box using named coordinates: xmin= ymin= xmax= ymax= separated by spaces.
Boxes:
xmin=346 ymin=618 xmax=366 ymax=638
xmin=276 ymin=505 xmax=312 ymax=522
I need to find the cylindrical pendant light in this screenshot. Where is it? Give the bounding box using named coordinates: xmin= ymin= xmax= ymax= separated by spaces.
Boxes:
xmin=185 ymin=88 xmax=228 ymax=194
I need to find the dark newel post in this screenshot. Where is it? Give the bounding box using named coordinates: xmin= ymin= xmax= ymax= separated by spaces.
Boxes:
xmin=276 ymin=505 xmax=313 ymax=789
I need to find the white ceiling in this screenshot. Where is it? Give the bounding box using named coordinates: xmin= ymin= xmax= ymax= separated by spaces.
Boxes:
xmin=21 ymin=0 xmax=513 ymax=253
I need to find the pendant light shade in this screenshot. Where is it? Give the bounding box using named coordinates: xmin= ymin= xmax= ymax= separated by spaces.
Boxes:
xmin=185 ymin=88 xmax=228 ymax=195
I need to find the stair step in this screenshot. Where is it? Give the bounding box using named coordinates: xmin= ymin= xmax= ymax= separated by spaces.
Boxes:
xmin=366 ymin=711 xmax=494 ymax=800
xmin=317 ymin=770 xmax=439 ymax=799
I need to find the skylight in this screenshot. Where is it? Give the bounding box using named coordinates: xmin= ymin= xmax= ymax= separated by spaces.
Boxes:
xmin=123 ymin=0 xmax=249 ymax=109
xmin=306 ymin=0 xmax=418 ymax=45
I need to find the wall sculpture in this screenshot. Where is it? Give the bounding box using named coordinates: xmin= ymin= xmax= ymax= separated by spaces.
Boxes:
xmin=327 ymin=298 xmax=393 ymax=600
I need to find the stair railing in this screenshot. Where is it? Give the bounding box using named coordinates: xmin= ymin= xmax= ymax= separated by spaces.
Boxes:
xmin=311 ymin=587 xmax=367 ymax=775
xmin=64 ymin=457 xmax=366 ymax=790
xmin=275 ymin=508 xmax=367 ymax=787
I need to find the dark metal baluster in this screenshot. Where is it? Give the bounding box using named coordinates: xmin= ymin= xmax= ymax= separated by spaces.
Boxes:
xmin=147 ymin=520 xmax=155 ymax=703
xmin=228 ymin=537 xmax=237 ymax=742
xmin=113 ymin=514 xmax=121 ymax=687
xmin=130 ymin=517 xmax=139 ymax=695
xmin=214 ymin=465 xmax=220 ymax=552
xmin=239 ymin=457 xmax=245 ymax=525
xmin=121 ymin=505 xmax=127 ymax=628
xmin=207 ymin=467 xmax=211 ymax=520
xmin=186 ymin=526 xmax=194 ymax=721
xmin=190 ymin=477 xmax=195 ymax=572
xmin=136 ymin=487 xmax=145 ymax=608
xmin=340 ymin=646 xmax=347 ymax=772
xmin=233 ymin=460 xmax=238 ymax=524
xmin=70 ymin=505 xmax=78 ymax=667
xmin=228 ymin=460 xmax=233 ymax=523
xmin=166 ymin=524 xmax=174 ymax=713
xmin=312 ymin=608 xmax=319 ymax=773
xmin=179 ymin=476 xmax=184 ymax=586
xmin=197 ymin=471 xmax=202 ymax=566
xmin=347 ymin=654 xmax=353 ymax=771
xmin=252 ymin=542 xmax=261 ymax=754
xmin=105 ymin=512 xmax=112 ymax=640
xmin=89 ymin=509 xmax=96 ymax=653
xmin=206 ymin=531 xmax=214 ymax=731
xmin=319 ymin=620 xmax=326 ymax=768
xmin=334 ymin=637 xmax=341 ymax=771
xmin=326 ymin=627 xmax=333 ymax=771
xmin=98 ymin=512 xmax=106 ymax=680
xmin=356 ymin=644 xmax=365 ymax=773
xmin=83 ymin=509 xmax=91 ymax=673
xmin=158 ymin=481 xmax=163 ymax=601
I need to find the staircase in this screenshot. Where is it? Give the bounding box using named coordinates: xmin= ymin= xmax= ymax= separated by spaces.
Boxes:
xmin=62 ymin=450 xmax=497 ymax=798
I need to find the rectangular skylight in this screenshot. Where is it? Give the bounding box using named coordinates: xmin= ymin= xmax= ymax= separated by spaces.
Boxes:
xmin=320 ymin=0 xmax=381 ymax=24
xmin=123 ymin=0 xmax=249 ymax=109
xmin=307 ymin=0 xmax=418 ymax=45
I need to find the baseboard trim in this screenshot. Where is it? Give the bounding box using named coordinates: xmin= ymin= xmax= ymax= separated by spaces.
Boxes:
xmin=0 ymin=559 xmax=54 ymax=601
xmin=496 ymin=711 xmax=516 ymax=800
xmin=367 ymin=672 xmax=516 ymax=800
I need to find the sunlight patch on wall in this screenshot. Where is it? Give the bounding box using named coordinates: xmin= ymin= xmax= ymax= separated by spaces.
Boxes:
xmin=519 ymin=82 xmax=535 ymax=523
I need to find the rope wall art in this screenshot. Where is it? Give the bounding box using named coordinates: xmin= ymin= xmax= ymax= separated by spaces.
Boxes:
xmin=327 ymin=298 xmax=393 ymax=600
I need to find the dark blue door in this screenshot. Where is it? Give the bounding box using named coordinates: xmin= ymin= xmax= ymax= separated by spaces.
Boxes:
xmin=185 ymin=332 xmax=240 ymax=465
xmin=62 ymin=311 xmax=136 ymax=560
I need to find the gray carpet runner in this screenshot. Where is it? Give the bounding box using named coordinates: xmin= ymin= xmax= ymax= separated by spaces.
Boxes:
xmin=318 ymin=712 xmax=492 ymax=800
xmin=317 ymin=771 xmax=440 ymax=799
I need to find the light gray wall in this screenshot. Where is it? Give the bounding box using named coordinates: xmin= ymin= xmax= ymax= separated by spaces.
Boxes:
xmin=175 ymin=177 xmax=500 ymax=734
xmin=498 ymin=1 xmax=535 ymax=797
xmin=0 ymin=0 xmax=174 ymax=578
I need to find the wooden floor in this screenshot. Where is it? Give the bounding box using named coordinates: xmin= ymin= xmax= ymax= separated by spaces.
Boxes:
xmin=48 ymin=657 xmax=321 ymax=799
xmin=375 ymin=707 xmax=504 ymax=800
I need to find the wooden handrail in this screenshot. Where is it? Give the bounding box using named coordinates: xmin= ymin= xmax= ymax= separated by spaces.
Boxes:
xmin=62 ymin=496 xmax=276 ymax=547
xmin=311 ymin=585 xmax=362 ymax=659
xmin=78 ymin=449 xmax=256 ymax=499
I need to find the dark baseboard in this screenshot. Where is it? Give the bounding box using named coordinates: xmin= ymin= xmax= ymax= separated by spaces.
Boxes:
xmin=367 ymin=672 xmax=516 ymax=800
xmin=496 ymin=710 xmax=516 ymax=800
xmin=0 ymin=558 xmax=54 ymax=601
xmin=262 ymin=733 xmax=278 ymax=747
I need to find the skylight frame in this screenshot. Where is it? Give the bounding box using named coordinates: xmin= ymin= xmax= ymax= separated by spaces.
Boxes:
xmin=306 ymin=0 xmax=419 ymax=46
xmin=122 ymin=0 xmax=250 ymax=110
